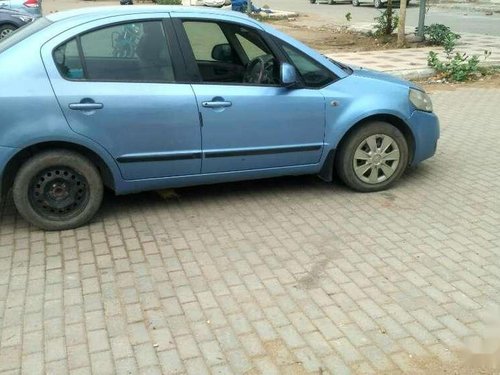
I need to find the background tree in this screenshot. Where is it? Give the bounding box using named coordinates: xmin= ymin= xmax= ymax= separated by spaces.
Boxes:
xmin=397 ymin=0 xmax=408 ymax=47
xmin=385 ymin=0 xmax=393 ymax=35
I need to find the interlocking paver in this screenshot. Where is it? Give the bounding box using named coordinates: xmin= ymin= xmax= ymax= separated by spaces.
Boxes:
xmin=1 ymin=87 xmax=500 ymax=374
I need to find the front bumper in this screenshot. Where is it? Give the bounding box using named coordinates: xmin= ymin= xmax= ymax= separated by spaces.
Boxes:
xmin=408 ymin=110 xmax=440 ymax=166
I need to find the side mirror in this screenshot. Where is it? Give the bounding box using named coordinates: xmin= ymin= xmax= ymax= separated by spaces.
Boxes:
xmin=211 ymin=43 xmax=234 ymax=63
xmin=280 ymin=62 xmax=298 ymax=88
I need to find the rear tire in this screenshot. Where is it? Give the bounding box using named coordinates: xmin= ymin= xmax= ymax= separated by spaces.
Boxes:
xmin=335 ymin=122 xmax=408 ymax=192
xmin=352 ymin=0 xmax=360 ymax=6
xmin=13 ymin=150 xmax=103 ymax=230
xmin=374 ymin=0 xmax=382 ymax=7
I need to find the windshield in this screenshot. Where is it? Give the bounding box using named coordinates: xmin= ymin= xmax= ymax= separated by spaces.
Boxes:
xmin=324 ymin=55 xmax=353 ymax=75
xmin=0 ymin=17 xmax=52 ymax=54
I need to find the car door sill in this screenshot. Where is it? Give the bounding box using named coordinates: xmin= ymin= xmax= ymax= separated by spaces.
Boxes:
xmin=117 ymin=163 xmax=322 ymax=194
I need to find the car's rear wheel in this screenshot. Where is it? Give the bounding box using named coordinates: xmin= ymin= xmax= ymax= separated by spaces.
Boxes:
xmin=352 ymin=0 xmax=360 ymax=6
xmin=328 ymin=0 xmax=336 ymax=4
xmin=0 ymin=24 xmax=17 ymax=40
xmin=374 ymin=0 xmax=383 ymax=7
xmin=335 ymin=122 xmax=409 ymax=192
xmin=13 ymin=150 xmax=103 ymax=230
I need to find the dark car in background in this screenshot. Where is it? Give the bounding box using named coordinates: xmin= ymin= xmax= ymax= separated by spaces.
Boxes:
xmin=0 ymin=0 xmax=42 ymax=16
xmin=0 ymin=8 xmax=35 ymax=39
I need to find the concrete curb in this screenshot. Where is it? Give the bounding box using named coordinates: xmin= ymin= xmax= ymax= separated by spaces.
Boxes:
xmin=388 ymin=67 xmax=436 ymax=80
xmin=255 ymin=9 xmax=299 ymax=18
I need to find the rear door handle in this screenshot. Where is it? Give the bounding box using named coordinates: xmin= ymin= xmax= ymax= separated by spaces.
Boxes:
xmin=69 ymin=98 xmax=103 ymax=112
xmin=202 ymin=101 xmax=232 ymax=108
xmin=69 ymin=103 xmax=104 ymax=111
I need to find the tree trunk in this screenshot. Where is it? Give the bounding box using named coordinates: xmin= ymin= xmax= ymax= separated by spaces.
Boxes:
xmin=398 ymin=0 xmax=408 ymax=47
xmin=386 ymin=0 xmax=393 ymax=35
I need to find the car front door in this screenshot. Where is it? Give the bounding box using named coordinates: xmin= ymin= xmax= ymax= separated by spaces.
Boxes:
xmin=174 ymin=17 xmax=327 ymax=174
xmin=41 ymin=16 xmax=201 ymax=180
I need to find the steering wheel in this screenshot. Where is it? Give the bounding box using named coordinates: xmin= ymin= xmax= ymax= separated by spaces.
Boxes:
xmin=243 ymin=56 xmax=266 ymax=84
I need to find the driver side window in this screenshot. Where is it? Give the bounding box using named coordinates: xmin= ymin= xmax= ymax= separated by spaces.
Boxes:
xmin=181 ymin=20 xmax=279 ymax=86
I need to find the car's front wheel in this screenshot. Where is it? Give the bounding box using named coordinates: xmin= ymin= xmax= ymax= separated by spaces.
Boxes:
xmin=373 ymin=0 xmax=383 ymax=7
xmin=352 ymin=0 xmax=360 ymax=6
xmin=13 ymin=150 xmax=103 ymax=230
xmin=0 ymin=24 xmax=17 ymax=40
xmin=336 ymin=122 xmax=409 ymax=192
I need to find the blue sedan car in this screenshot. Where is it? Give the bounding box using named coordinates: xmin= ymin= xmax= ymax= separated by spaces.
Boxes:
xmin=0 ymin=6 xmax=439 ymax=230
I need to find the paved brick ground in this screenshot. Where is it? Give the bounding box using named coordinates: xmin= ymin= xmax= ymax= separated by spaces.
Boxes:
xmin=1 ymin=87 xmax=500 ymax=374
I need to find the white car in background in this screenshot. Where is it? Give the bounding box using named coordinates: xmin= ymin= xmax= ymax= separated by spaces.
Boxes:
xmin=351 ymin=0 xmax=409 ymax=8
xmin=196 ymin=0 xmax=230 ymax=7
xmin=0 ymin=0 xmax=41 ymax=15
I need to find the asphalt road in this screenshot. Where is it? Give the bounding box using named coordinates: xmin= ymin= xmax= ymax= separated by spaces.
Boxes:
xmin=261 ymin=0 xmax=500 ymax=36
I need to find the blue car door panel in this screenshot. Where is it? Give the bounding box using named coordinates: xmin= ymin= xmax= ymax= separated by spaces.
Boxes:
xmin=40 ymin=15 xmax=202 ymax=180
xmin=174 ymin=17 xmax=326 ymax=174
xmin=193 ymin=85 xmax=325 ymax=173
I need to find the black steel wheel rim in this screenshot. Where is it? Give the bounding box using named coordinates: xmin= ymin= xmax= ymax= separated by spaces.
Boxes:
xmin=29 ymin=167 xmax=90 ymax=220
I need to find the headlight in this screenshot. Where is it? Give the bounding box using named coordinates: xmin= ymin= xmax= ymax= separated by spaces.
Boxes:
xmin=12 ymin=15 xmax=34 ymax=23
xmin=409 ymin=88 xmax=433 ymax=112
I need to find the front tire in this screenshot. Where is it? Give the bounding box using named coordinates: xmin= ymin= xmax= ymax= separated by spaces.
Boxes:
xmin=374 ymin=0 xmax=382 ymax=7
xmin=13 ymin=150 xmax=103 ymax=230
xmin=352 ymin=0 xmax=360 ymax=6
xmin=335 ymin=122 xmax=408 ymax=192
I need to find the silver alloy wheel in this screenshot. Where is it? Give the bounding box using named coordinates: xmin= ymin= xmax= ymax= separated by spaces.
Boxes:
xmin=0 ymin=28 xmax=14 ymax=40
xmin=353 ymin=134 xmax=400 ymax=184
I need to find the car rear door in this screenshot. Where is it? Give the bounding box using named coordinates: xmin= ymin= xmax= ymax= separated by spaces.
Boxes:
xmin=41 ymin=14 xmax=202 ymax=180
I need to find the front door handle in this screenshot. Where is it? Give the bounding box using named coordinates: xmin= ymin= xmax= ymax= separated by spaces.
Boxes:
xmin=69 ymin=98 xmax=103 ymax=111
xmin=202 ymin=100 xmax=232 ymax=109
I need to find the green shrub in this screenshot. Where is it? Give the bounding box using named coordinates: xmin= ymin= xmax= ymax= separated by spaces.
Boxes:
xmin=373 ymin=9 xmax=398 ymax=37
xmin=421 ymin=24 xmax=461 ymax=49
xmin=428 ymin=49 xmax=490 ymax=82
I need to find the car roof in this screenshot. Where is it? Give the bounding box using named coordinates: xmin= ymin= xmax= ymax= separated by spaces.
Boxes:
xmin=46 ymin=5 xmax=251 ymax=22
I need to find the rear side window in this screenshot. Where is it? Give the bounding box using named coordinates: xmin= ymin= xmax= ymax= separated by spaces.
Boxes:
xmin=53 ymin=21 xmax=175 ymax=83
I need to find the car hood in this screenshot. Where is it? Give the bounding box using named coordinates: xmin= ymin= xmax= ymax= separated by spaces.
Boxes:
xmin=348 ymin=66 xmax=421 ymax=90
